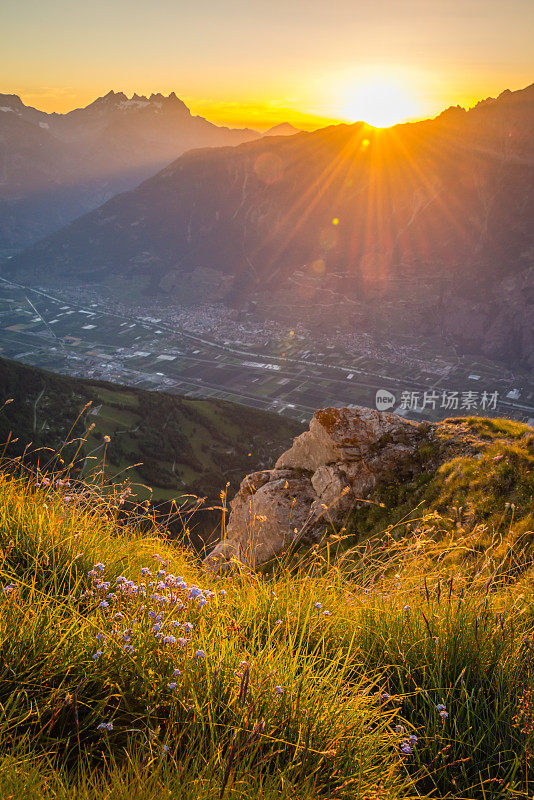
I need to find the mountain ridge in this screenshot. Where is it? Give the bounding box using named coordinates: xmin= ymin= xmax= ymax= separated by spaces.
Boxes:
xmin=0 ymin=90 xmax=260 ymax=249
xmin=8 ymin=83 xmax=534 ymax=368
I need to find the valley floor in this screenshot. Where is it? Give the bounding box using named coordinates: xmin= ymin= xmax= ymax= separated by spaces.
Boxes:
xmin=1 ymin=277 xmax=532 ymax=426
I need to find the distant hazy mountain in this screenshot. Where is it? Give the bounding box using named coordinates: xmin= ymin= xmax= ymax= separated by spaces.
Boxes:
xmin=8 ymin=84 xmax=534 ymax=368
xmin=0 ymin=91 xmax=258 ymax=249
xmin=263 ymin=122 xmax=302 ymax=136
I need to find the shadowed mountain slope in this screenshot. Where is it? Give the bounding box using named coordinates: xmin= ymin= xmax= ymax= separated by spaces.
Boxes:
xmin=7 ymin=84 xmax=534 ymax=367
xmin=0 ymin=91 xmax=258 ymax=249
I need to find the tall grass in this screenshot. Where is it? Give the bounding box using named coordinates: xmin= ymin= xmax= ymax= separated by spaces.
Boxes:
xmin=0 ymin=457 xmax=533 ymax=798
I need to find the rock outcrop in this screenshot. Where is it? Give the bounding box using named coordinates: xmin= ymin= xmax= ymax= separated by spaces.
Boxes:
xmin=203 ymin=406 xmax=432 ymax=569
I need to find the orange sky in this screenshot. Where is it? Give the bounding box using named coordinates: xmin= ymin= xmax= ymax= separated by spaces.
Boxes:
xmin=2 ymin=0 xmax=533 ymax=130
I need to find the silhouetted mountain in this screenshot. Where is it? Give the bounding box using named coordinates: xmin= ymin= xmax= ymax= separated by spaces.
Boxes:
xmin=0 ymin=91 xmax=258 ymax=249
xmin=8 ymin=84 xmax=534 ymax=368
xmin=263 ymin=122 xmax=302 ymax=136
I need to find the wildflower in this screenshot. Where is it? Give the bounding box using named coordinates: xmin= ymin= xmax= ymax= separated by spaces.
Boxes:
xmin=400 ymin=740 xmax=413 ymax=755
xmin=275 ymin=619 xmax=282 ymax=625
xmin=188 ymin=586 xmax=201 ymax=600
xmin=314 ymin=602 xmax=322 ymax=609
xmin=151 ymin=623 xmax=163 ymax=633
xmin=112 ymin=612 xmax=124 ymax=621
xmin=274 ymin=685 xmax=283 ymax=694
xmin=198 ymin=597 xmax=207 ymax=607
xmin=219 ymin=590 xmax=227 ymax=598
xmin=323 ymin=610 xmax=331 ymax=616
xmin=409 ymin=735 xmax=418 ymax=745
xmin=97 ymin=722 xmax=113 ymax=732
xmin=403 ymin=605 xmax=411 ymax=612
xmin=123 ymin=645 xmax=135 ymax=654
xmin=92 ymin=650 xmax=103 ymax=660
xmin=153 ymin=554 xmax=162 ymax=562
xmin=157 ymin=569 xmax=166 ymax=578
xmin=193 ymin=650 xmax=205 ymax=660
xmin=176 ymin=638 xmax=188 ymax=647
xmin=162 ymin=745 xmax=168 ymax=753
xmin=163 ymin=635 xmax=176 ymax=645
xmin=115 ymin=576 xmax=126 ymax=585
xmin=182 ymin=622 xmax=193 ymax=633
xmin=394 ymin=725 xmax=405 ymax=734
xmin=435 ymin=703 xmax=445 ymax=712
xmin=42 ymin=478 xmax=50 ymax=485
xmin=96 ymin=632 xmax=104 ymax=640
xmin=173 ymin=668 xmax=180 ymax=677
xmin=440 ymin=710 xmax=449 ymax=719
xmin=168 ymin=682 xmax=177 ymax=690
xmin=169 ymin=620 xmax=181 ymax=628
xmin=98 ymin=601 xmax=109 ymax=610
xmin=141 ymin=567 xmax=151 ymax=575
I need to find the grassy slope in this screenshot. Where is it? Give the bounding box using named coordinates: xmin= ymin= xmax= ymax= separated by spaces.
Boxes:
xmin=0 ymin=412 xmax=533 ymax=798
xmin=0 ymin=356 xmax=303 ymax=502
xmin=339 ymin=416 xmax=534 ymax=588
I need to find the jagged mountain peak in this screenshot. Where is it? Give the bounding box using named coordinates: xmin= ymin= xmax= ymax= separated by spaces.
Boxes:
xmin=0 ymin=93 xmax=25 ymax=111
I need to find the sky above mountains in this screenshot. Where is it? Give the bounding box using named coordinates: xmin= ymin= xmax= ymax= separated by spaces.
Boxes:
xmin=2 ymin=0 xmax=533 ymax=129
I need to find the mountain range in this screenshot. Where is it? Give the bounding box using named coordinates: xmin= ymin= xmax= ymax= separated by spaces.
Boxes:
xmin=5 ymin=84 xmax=534 ymax=369
xmin=0 ymin=90 xmax=259 ymax=249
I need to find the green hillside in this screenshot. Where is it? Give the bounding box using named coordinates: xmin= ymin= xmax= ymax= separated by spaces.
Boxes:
xmin=0 ymin=412 xmax=533 ymax=799
xmin=0 ymin=356 xmax=303 ymax=502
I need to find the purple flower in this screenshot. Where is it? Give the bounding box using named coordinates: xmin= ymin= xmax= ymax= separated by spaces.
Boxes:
xmin=274 ymin=685 xmax=283 ymax=694
xmin=97 ymin=722 xmax=113 ymax=732
xmin=168 ymin=682 xmax=177 ymax=690
xmin=400 ymin=740 xmax=413 ymax=755
xmin=193 ymin=649 xmax=205 ymax=659
xmin=92 ymin=650 xmax=103 ymax=660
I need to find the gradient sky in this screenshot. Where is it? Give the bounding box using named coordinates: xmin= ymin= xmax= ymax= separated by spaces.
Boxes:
xmin=2 ymin=0 xmax=533 ymax=129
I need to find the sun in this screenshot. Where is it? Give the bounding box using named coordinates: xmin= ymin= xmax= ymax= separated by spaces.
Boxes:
xmin=343 ymin=78 xmax=421 ymax=128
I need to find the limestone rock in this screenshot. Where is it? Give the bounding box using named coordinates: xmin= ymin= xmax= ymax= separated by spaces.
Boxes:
xmin=204 ymin=406 xmax=431 ymax=570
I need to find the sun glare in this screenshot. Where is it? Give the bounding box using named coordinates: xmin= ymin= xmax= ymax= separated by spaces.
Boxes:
xmin=343 ymin=78 xmax=421 ymax=128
